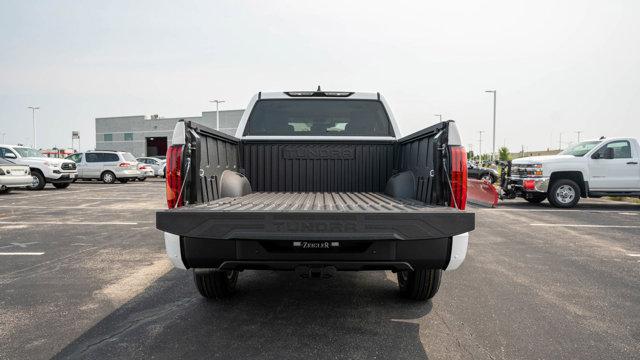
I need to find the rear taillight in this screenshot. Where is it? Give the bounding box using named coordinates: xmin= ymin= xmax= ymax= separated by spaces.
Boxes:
xmin=449 ymin=146 xmax=468 ymax=210
xmin=138 ymin=164 xmax=145 ymax=170
xmin=166 ymin=145 xmax=184 ymax=208
xmin=119 ymin=162 xmax=131 ymax=168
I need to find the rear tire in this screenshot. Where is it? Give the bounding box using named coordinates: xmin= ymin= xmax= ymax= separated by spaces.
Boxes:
xmin=138 ymin=177 xmax=146 ymax=182
xmin=101 ymin=171 xmax=116 ymax=184
xmin=53 ymin=183 xmax=70 ymax=189
xmin=0 ymin=187 xmax=10 ymax=194
xmin=194 ymin=269 xmax=238 ymax=299
xmin=28 ymin=171 xmax=46 ymax=190
xmin=547 ymin=179 xmax=580 ymax=208
xmin=397 ymin=268 xmax=442 ymax=300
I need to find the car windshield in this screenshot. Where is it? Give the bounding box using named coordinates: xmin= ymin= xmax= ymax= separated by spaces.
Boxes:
xmin=13 ymin=147 xmax=43 ymax=158
xmin=559 ymin=141 xmax=601 ymax=157
xmin=244 ymin=99 xmax=393 ymax=136
xmin=122 ymin=153 xmax=137 ymax=162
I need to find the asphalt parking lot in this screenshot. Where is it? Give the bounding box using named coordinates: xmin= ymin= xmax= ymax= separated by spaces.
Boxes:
xmin=1 ymin=181 xmax=639 ymax=360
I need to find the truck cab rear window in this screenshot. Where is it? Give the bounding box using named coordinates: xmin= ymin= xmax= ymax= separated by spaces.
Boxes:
xmin=244 ymin=99 xmax=394 ymax=137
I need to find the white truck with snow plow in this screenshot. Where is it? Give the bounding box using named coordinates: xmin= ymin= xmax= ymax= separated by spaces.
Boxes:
xmin=500 ymin=137 xmax=640 ymax=208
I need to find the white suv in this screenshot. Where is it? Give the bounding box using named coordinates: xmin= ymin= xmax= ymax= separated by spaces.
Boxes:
xmin=0 ymin=145 xmax=77 ymax=190
xmin=66 ymin=151 xmax=141 ymax=184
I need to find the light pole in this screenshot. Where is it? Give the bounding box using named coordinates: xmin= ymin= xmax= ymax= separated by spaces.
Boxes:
xmin=575 ymin=131 xmax=582 ymax=143
xmin=434 ymin=114 xmax=443 ymax=123
xmin=28 ymin=106 xmax=40 ymax=148
xmin=559 ymin=132 xmax=563 ymax=150
xmin=209 ymin=100 xmax=225 ymax=131
xmin=478 ymin=130 xmax=484 ymax=162
xmin=485 ymin=90 xmax=497 ymax=162
xmin=1 ymin=132 xmax=5 ymax=144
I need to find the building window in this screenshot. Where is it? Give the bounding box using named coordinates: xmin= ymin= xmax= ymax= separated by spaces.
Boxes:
xmin=124 ymin=133 xmax=133 ymax=141
xmin=103 ymin=134 xmax=113 ymax=142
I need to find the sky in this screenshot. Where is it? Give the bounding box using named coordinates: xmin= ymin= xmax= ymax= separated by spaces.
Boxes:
xmin=0 ymin=0 xmax=639 ymax=153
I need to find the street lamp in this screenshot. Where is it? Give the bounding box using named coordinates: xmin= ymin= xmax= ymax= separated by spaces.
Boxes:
xmin=484 ymin=90 xmax=497 ymax=162
xmin=209 ymin=99 xmax=226 ymax=131
xmin=575 ymin=131 xmax=582 ymax=143
xmin=478 ymin=130 xmax=484 ymax=162
xmin=28 ymin=106 xmax=40 ymax=148
xmin=1 ymin=132 xmax=5 ymax=144
xmin=434 ymin=114 xmax=443 ymax=123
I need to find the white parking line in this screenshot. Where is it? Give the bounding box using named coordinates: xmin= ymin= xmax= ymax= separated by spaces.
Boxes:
xmin=0 ymin=252 xmax=44 ymax=256
xmin=627 ymin=253 xmax=640 ymax=257
xmin=530 ymin=224 xmax=640 ymax=228
xmin=487 ymin=208 xmax=640 ymax=214
xmin=0 ymin=221 xmax=142 ymax=225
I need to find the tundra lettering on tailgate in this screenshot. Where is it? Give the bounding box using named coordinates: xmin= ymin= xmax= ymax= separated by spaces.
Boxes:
xmin=272 ymin=221 xmax=357 ymax=232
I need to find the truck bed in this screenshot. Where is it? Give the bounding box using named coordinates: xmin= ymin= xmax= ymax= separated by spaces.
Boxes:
xmin=156 ymin=192 xmax=474 ymax=241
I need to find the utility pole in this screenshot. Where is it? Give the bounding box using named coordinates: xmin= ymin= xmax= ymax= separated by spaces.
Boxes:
xmin=575 ymin=131 xmax=582 ymax=143
xmin=434 ymin=114 xmax=443 ymax=123
xmin=485 ymin=90 xmax=497 ymax=162
xmin=478 ymin=130 xmax=484 ymax=162
xmin=209 ymin=99 xmax=225 ymax=130
xmin=28 ymin=106 xmax=40 ymax=148
xmin=1 ymin=132 xmax=5 ymax=144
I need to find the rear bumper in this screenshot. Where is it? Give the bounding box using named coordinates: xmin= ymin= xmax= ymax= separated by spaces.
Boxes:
xmin=163 ymin=232 xmax=470 ymax=272
xmin=0 ymin=175 xmax=33 ymax=188
xmin=116 ymin=170 xmax=141 ymax=178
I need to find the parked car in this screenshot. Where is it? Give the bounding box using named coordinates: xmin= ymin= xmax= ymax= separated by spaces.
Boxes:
xmin=65 ymin=151 xmax=141 ymax=184
xmin=467 ymin=161 xmax=498 ymax=183
xmin=500 ymin=137 xmax=640 ymax=207
xmin=136 ymin=157 xmax=166 ymax=177
xmin=156 ymin=90 xmax=475 ymax=301
xmin=0 ymin=144 xmax=77 ymax=190
xmin=0 ymin=158 xmax=32 ymax=193
xmin=136 ymin=164 xmax=155 ymax=181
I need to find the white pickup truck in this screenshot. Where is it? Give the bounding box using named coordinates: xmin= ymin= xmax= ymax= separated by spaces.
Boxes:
xmin=501 ymin=137 xmax=640 ymax=208
xmin=0 ymin=144 xmax=78 ymax=190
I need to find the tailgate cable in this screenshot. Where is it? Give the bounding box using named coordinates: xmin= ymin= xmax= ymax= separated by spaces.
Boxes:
xmin=441 ymin=148 xmax=459 ymax=210
xmin=175 ymin=157 xmax=191 ymax=208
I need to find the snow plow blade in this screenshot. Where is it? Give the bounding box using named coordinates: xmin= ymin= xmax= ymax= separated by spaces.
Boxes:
xmin=467 ymin=179 xmax=499 ymax=207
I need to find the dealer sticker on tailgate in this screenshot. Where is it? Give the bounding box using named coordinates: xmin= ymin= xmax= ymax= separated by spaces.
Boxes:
xmin=293 ymin=241 xmax=340 ymax=249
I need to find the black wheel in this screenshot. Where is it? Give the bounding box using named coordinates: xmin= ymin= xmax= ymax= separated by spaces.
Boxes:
xmin=118 ymin=179 xmax=129 ymax=184
xmin=193 ymin=269 xmax=238 ymax=299
xmin=53 ymin=183 xmax=70 ymax=189
xmin=72 ymin=179 xmax=77 ymax=183
xmin=138 ymin=177 xmax=147 ymax=182
xmin=481 ymin=173 xmax=495 ymax=183
xmin=397 ymin=268 xmax=442 ymax=300
xmin=0 ymin=187 xmax=10 ymax=194
xmin=101 ymin=171 xmax=116 ymax=184
xmin=547 ymin=179 xmax=580 ymax=208
xmin=525 ymin=195 xmax=546 ymax=204
xmin=28 ymin=171 xmax=46 ymax=190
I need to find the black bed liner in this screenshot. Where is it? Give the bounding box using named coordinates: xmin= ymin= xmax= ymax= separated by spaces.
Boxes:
xmin=157 ymin=192 xmax=474 ymax=241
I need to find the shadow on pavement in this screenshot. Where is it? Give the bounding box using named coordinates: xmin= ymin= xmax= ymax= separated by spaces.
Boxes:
xmin=497 ymin=199 xmax=640 ymax=211
xmin=53 ymin=269 xmax=432 ymax=360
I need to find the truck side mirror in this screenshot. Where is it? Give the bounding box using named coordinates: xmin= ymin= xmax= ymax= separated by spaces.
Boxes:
xmin=604 ymin=147 xmax=615 ymax=159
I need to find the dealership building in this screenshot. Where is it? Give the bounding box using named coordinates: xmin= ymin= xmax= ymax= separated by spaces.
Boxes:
xmin=95 ymin=109 xmax=244 ymax=157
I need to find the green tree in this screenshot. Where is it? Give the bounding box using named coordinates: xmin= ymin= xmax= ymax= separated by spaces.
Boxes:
xmin=467 ymin=150 xmax=475 ymax=160
xmin=499 ymin=146 xmax=510 ymax=161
